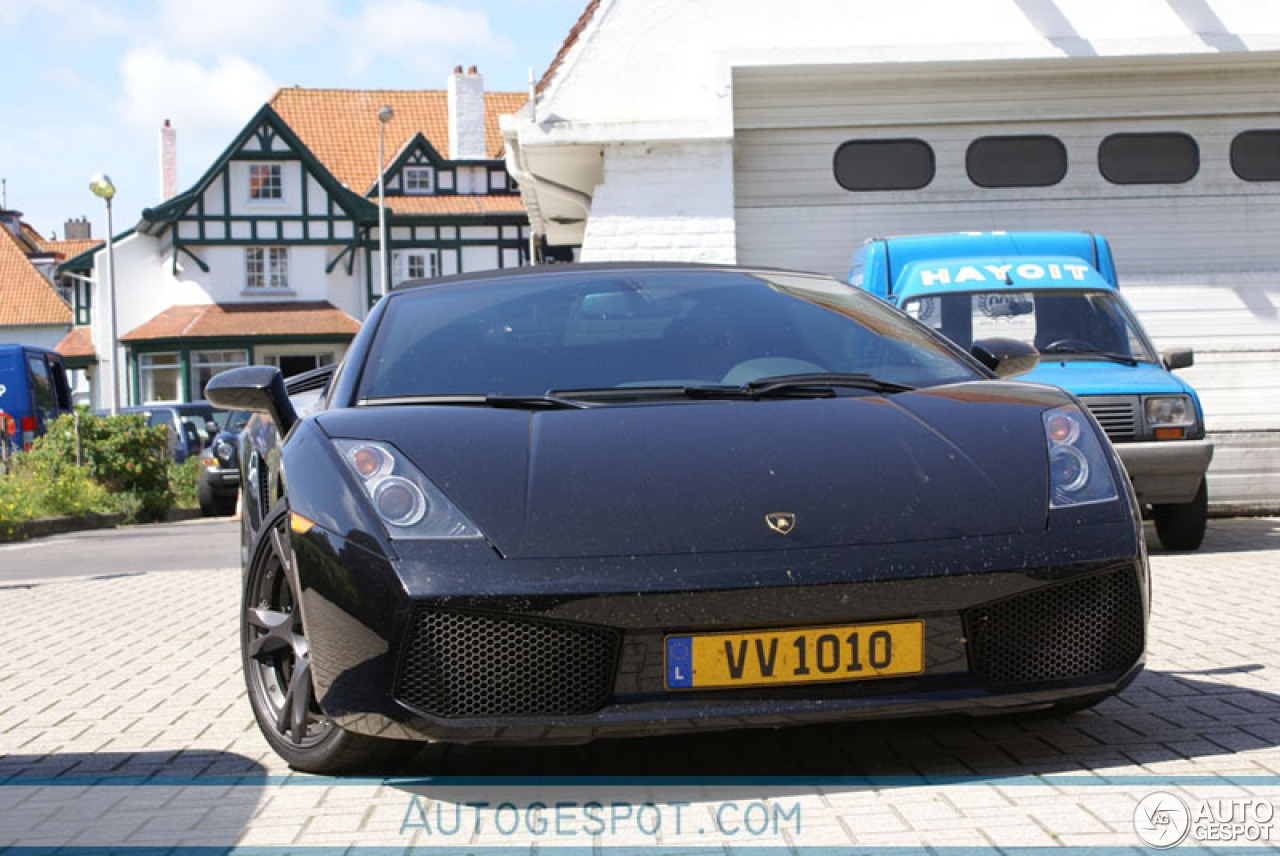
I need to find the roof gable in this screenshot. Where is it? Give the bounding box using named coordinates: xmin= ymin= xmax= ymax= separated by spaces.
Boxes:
xmin=141 ymin=104 xmax=378 ymax=232
xmin=0 ymin=226 xmax=72 ymax=327
xmin=269 ymin=88 xmax=526 ymax=195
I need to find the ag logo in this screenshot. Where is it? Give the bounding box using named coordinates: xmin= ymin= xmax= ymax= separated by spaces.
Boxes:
xmin=765 ymin=512 xmax=796 ymax=535
xmin=1134 ymin=791 xmax=1190 ymax=848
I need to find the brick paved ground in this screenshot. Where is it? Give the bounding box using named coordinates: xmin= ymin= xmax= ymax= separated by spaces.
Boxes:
xmin=2 ymin=518 xmax=1280 ymax=851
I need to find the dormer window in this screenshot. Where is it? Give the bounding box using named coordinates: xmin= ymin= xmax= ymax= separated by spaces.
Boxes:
xmin=248 ymin=164 xmax=283 ymax=201
xmin=404 ymin=166 xmax=435 ymax=194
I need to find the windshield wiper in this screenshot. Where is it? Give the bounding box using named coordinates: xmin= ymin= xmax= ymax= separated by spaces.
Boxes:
xmin=1039 ymin=347 xmax=1138 ymax=366
xmin=549 ymin=385 xmax=746 ymax=402
xmin=742 ymin=373 xmax=916 ymax=396
xmin=358 ymin=393 xmax=589 ymax=410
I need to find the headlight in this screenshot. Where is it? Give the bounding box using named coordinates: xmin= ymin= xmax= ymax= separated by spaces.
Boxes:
xmin=213 ymin=437 xmax=233 ymax=462
xmin=1043 ymin=406 xmax=1119 ymax=509
xmin=333 ymin=439 xmax=482 ymax=540
xmin=1144 ymin=395 xmax=1194 ymax=427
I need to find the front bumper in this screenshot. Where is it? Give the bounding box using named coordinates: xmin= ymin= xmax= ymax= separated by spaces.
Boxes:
xmin=290 ymin=520 xmax=1148 ymax=745
xmin=1113 ymin=439 xmax=1213 ymax=505
xmin=201 ymin=466 xmax=240 ymax=491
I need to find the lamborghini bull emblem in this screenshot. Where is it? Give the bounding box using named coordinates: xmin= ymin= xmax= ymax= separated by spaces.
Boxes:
xmin=765 ymin=512 xmax=796 ymax=535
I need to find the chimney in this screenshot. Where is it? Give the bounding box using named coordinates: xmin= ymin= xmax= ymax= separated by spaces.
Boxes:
xmin=0 ymin=208 xmax=21 ymax=237
xmin=64 ymin=216 xmax=92 ymax=240
xmin=448 ymin=65 xmax=486 ymax=160
xmin=159 ymin=119 xmax=178 ymax=200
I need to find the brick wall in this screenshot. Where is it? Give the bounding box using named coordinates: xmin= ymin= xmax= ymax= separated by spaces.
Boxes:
xmin=580 ymin=141 xmax=736 ymax=264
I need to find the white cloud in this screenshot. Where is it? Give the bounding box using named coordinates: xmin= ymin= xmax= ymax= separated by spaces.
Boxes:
xmin=118 ymin=48 xmax=277 ymax=134
xmin=347 ymin=0 xmax=510 ymax=74
xmin=155 ymin=0 xmax=337 ymax=54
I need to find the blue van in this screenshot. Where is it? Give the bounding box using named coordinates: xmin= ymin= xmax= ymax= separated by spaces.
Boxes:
xmin=849 ymin=231 xmax=1212 ymax=551
xmin=0 ymin=345 xmax=74 ymax=452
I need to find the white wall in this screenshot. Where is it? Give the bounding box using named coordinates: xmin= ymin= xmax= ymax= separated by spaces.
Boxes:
xmin=0 ymin=326 xmax=68 ymax=350
xmin=580 ymin=141 xmax=737 ymax=263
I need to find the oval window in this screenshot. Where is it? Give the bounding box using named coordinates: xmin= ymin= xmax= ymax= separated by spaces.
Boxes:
xmin=1230 ymin=130 xmax=1280 ymax=182
xmin=966 ymin=136 xmax=1067 ymax=188
xmin=833 ymin=139 xmax=935 ymax=192
xmin=1098 ymin=133 xmax=1199 ymax=185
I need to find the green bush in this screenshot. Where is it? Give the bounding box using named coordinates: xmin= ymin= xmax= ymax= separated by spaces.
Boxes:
xmin=169 ymin=456 xmax=202 ymax=509
xmin=25 ymin=412 xmax=174 ymax=522
xmin=0 ymin=456 xmax=113 ymax=525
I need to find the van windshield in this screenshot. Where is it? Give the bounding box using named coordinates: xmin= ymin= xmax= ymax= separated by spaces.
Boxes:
xmin=901 ymin=289 xmax=1158 ymax=364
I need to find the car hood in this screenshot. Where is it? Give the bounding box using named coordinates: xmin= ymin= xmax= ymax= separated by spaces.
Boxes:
xmin=316 ymin=384 xmax=1060 ymax=559
xmin=1019 ymin=360 xmax=1189 ymax=396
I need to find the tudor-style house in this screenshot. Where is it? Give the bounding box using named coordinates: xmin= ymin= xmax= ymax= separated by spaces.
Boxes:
xmin=67 ymin=67 xmax=530 ymax=409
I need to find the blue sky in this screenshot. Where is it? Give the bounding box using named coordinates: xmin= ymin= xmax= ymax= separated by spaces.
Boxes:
xmin=0 ymin=0 xmax=586 ymax=241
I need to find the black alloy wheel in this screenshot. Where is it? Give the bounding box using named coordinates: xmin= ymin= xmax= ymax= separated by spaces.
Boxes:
xmin=241 ymin=506 xmax=405 ymax=772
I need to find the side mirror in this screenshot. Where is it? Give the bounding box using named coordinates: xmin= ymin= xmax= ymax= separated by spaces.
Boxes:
xmin=1162 ymin=348 xmax=1194 ymax=371
xmin=971 ymin=338 xmax=1039 ymax=378
xmin=205 ymin=366 xmax=297 ymax=434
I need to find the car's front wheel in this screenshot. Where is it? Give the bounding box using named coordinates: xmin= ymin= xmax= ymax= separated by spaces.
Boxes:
xmin=1152 ymin=477 xmax=1208 ymax=551
xmin=242 ymin=506 xmax=406 ymax=773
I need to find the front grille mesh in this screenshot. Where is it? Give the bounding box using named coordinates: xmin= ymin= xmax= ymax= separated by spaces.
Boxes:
xmin=1083 ymin=397 xmax=1139 ymax=441
xmin=965 ymin=568 xmax=1144 ymax=687
xmin=396 ymin=610 xmax=621 ymax=718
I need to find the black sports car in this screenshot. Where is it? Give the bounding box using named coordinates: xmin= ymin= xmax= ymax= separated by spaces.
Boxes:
xmin=207 ymin=263 xmax=1149 ymax=773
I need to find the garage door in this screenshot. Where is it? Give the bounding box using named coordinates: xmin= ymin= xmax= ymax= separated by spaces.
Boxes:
xmin=732 ymin=55 xmax=1280 ymax=507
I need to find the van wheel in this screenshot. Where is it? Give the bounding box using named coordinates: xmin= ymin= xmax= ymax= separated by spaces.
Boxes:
xmin=1152 ymin=478 xmax=1208 ymax=551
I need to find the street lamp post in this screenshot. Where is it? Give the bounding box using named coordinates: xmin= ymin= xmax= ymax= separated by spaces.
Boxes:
xmin=376 ymin=105 xmax=394 ymax=301
xmin=89 ymin=173 xmax=121 ymax=415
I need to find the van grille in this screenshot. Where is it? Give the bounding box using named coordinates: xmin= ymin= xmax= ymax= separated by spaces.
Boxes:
xmin=396 ymin=610 xmax=621 ymax=718
xmin=964 ymin=567 xmax=1144 ymax=687
xmin=1082 ymin=396 xmax=1139 ymax=441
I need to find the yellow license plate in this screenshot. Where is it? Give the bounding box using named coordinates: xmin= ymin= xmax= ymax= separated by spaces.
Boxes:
xmin=664 ymin=620 xmax=924 ymax=690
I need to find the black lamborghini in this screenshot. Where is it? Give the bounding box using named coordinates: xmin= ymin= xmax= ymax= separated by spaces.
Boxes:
xmin=207 ymin=263 xmax=1148 ymax=773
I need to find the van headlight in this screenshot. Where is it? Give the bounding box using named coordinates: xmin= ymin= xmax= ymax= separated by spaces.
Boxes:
xmin=1144 ymin=395 xmax=1194 ymax=426
xmin=1043 ymin=406 xmax=1119 ymax=509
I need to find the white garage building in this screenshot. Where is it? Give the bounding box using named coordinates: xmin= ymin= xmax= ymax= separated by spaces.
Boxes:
xmin=503 ymin=0 xmax=1280 ymax=509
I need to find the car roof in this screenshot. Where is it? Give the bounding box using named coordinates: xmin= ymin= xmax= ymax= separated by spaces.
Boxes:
xmin=389 ymin=261 xmax=832 ymax=296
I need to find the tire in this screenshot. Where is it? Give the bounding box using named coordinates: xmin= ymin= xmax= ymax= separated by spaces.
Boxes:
xmin=214 ymin=491 xmax=238 ymax=517
xmin=197 ymin=477 xmax=218 ymax=517
xmin=1152 ymin=477 xmax=1208 ymax=551
xmin=241 ymin=505 xmax=406 ymax=773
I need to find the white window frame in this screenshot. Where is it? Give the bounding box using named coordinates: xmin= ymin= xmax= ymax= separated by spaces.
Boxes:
xmin=403 ymin=166 xmax=435 ymax=195
xmin=247 ymin=163 xmax=284 ymax=202
xmin=398 ymin=250 xmax=440 ymax=284
xmin=190 ymin=349 xmax=249 ymax=400
xmin=139 ymin=352 xmax=182 ymax=403
xmin=245 ymin=246 xmax=290 ymax=290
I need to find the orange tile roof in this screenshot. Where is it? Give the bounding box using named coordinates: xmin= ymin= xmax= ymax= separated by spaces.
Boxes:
xmin=269 ymin=88 xmax=527 ymax=195
xmin=389 ymin=195 xmax=527 ymax=215
xmin=38 ymin=238 xmax=102 ymax=261
xmin=55 ymin=325 xmax=95 ymax=358
xmin=0 ymin=226 xmax=72 ymax=327
xmin=122 ymin=301 xmax=359 ymax=342
xmin=19 ymin=222 xmax=45 ymax=245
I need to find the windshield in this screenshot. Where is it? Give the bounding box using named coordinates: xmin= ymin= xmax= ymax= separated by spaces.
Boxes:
xmin=900 ymin=289 xmax=1158 ymax=363
xmin=359 ymin=269 xmax=980 ymax=400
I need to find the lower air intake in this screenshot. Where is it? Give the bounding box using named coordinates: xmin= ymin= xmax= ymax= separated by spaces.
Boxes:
xmin=965 ymin=567 xmax=1144 ymax=687
xmin=396 ymin=610 xmax=621 ymax=718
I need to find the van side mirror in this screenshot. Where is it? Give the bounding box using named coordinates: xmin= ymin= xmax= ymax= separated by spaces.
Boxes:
xmin=971 ymin=338 xmax=1039 ymax=378
xmin=1162 ymin=348 xmax=1194 ymax=371
xmin=205 ymin=366 xmax=297 ymax=434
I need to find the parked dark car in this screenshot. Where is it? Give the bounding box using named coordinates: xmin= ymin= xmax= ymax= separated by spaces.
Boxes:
xmin=208 ymin=263 xmax=1149 ymax=774
xmin=101 ymin=402 xmax=225 ymax=463
xmin=198 ymin=410 xmax=252 ymax=516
